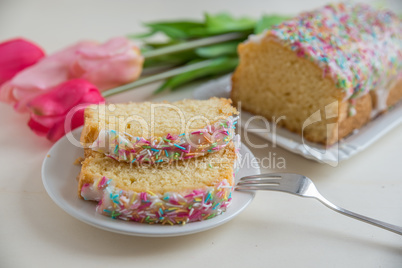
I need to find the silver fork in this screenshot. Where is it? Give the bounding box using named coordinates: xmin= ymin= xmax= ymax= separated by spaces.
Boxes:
xmin=236 ymin=173 xmax=402 ymax=235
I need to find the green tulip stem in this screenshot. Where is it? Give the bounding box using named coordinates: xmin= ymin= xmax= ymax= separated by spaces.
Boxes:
xmin=141 ymin=32 xmax=246 ymax=59
xmin=102 ymin=59 xmax=217 ymax=97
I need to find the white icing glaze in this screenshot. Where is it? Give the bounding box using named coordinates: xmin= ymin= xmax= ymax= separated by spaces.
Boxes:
xmin=246 ymin=29 xmax=268 ymax=44
xmin=370 ymin=79 xmax=397 ymax=118
xmin=81 ymin=177 xmax=234 ymax=224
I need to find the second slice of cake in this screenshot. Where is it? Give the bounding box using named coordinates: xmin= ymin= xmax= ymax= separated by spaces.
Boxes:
xmin=78 ymin=141 xmax=238 ymax=225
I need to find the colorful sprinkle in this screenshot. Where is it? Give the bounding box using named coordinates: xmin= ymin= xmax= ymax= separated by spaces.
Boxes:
xmin=249 ymin=3 xmax=401 ymax=104
xmin=90 ymin=116 xmax=238 ymax=165
xmin=82 ymin=177 xmax=235 ymax=225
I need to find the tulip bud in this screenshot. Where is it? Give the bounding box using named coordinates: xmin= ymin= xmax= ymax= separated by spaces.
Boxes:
xmin=27 ymin=79 xmax=104 ymax=142
xmin=0 ymin=38 xmax=45 ymax=86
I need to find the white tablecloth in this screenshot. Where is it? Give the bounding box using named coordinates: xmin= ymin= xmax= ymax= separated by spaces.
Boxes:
xmin=1 ymin=0 xmax=401 ymax=267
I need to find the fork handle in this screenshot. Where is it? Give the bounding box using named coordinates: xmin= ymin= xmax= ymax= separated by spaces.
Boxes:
xmin=315 ymin=195 xmax=402 ymax=236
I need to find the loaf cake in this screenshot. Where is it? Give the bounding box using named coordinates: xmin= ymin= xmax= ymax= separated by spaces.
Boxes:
xmin=81 ymin=98 xmax=238 ymax=164
xmin=78 ymin=141 xmax=238 ymax=225
xmin=231 ymin=3 xmax=402 ymax=145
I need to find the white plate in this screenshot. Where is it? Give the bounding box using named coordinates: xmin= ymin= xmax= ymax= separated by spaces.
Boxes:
xmin=42 ymin=127 xmax=260 ymax=237
xmin=194 ymin=74 xmax=402 ymax=166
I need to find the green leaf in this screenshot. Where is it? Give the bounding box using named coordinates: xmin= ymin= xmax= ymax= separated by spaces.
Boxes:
xmin=144 ymin=21 xmax=205 ymax=39
xmin=141 ymin=15 xmax=256 ymax=39
xmin=127 ymin=30 xmax=156 ymax=39
xmin=143 ymin=40 xmax=182 ymax=49
xmin=195 ymin=41 xmax=239 ymax=58
xmin=204 ymin=13 xmax=256 ymax=34
xmin=140 ymin=46 xmax=153 ymax=54
xmin=143 ymin=46 xmax=201 ymax=68
xmin=143 ymin=57 xmax=184 ymax=68
xmin=254 ymin=15 xmax=290 ymax=34
xmin=155 ymin=57 xmax=238 ymax=93
xmin=144 ymin=54 xmax=199 ymax=68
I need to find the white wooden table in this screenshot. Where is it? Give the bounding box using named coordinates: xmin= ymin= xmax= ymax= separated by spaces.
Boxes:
xmin=1 ymin=0 xmax=401 ymax=267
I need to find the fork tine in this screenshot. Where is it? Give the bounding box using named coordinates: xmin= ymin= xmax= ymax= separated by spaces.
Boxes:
xmin=239 ymin=173 xmax=283 ymax=181
xmin=235 ymin=185 xmax=280 ymax=191
xmin=237 ymin=178 xmax=281 ymax=186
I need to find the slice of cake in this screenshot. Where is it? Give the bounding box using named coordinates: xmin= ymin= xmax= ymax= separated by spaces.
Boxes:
xmin=231 ymin=3 xmax=402 ymax=145
xmin=81 ymin=98 xmax=238 ymax=164
xmin=78 ymin=141 xmax=238 ymax=225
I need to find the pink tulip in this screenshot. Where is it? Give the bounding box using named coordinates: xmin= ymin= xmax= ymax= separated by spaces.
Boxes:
xmin=0 ymin=38 xmax=45 ymax=86
xmin=0 ymin=40 xmax=96 ymax=112
xmin=70 ymin=37 xmax=143 ymax=90
xmin=1 ymin=37 xmax=143 ymax=112
xmin=27 ymin=79 xmax=104 ymax=142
